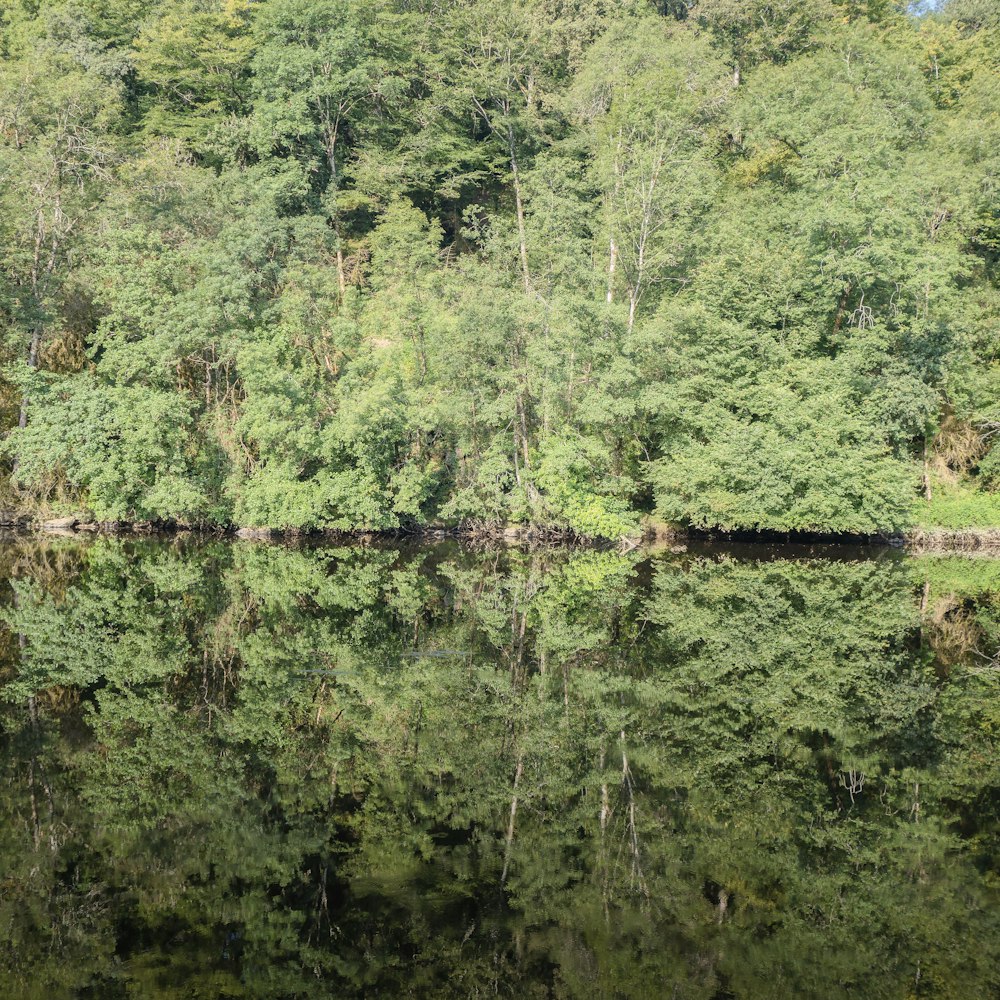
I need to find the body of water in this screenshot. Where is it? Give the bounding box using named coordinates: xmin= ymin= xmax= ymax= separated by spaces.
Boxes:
xmin=1 ymin=537 xmax=997 ymax=998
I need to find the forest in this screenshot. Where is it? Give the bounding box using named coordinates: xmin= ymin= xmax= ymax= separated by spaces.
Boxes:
xmin=0 ymin=0 xmax=998 ymax=538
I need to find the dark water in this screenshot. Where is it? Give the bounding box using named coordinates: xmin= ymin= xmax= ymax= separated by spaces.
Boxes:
xmin=1 ymin=536 xmax=998 ymax=999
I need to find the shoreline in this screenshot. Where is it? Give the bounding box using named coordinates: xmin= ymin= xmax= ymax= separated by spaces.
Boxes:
xmin=4 ymin=515 xmax=1000 ymax=553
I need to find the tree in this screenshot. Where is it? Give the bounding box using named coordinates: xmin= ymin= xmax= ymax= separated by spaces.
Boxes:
xmin=251 ymin=0 xmax=410 ymax=297
xmin=0 ymin=16 xmax=115 ymax=443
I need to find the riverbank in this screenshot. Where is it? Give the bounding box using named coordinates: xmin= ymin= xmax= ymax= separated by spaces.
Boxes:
xmin=5 ymin=511 xmax=1000 ymax=553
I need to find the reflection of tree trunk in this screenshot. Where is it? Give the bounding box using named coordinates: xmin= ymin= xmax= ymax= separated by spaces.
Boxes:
xmin=501 ymin=599 xmax=529 ymax=885
xmin=27 ymin=700 xmax=41 ymax=849
xmin=15 ymin=587 xmax=40 ymax=846
xmin=26 ymin=697 xmax=55 ymax=851
xmin=501 ymin=751 xmax=524 ymax=884
xmin=317 ymin=863 xmax=331 ymax=936
xmin=599 ymin=744 xmax=611 ymax=919
xmin=620 ymin=731 xmax=648 ymax=897
xmin=13 ymin=585 xmax=54 ymax=851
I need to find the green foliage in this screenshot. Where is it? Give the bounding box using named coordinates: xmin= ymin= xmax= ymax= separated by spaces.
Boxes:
xmin=641 ymin=306 xmax=921 ymax=532
xmin=7 ymin=371 xmax=221 ymax=522
xmin=912 ymin=553 xmax=1000 ymax=599
xmin=917 ymin=479 xmax=1000 ymax=529
xmin=0 ymin=0 xmax=997 ymax=536
xmin=534 ymin=433 xmax=639 ymax=537
xmin=133 ymin=0 xmax=255 ymax=142
xmin=1 ymin=538 xmax=999 ymax=996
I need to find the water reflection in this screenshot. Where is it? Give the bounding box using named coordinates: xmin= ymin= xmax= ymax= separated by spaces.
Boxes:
xmin=0 ymin=538 xmax=997 ymax=998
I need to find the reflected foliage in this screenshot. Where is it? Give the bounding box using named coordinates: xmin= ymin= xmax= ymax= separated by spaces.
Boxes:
xmin=0 ymin=538 xmax=998 ymax=998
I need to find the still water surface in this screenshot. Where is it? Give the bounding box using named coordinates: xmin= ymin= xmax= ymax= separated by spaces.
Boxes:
xmin=1 ymin=537 xmax=998 ymax=998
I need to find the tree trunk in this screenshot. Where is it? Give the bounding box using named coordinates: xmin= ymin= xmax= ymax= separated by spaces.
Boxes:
xmin=607 ymin=237 xmax=617 ymax=304
xmin=16 ymin=325 xmax=42 ymax=432
xmin=501 ymin=751 xmax=525 ymax=884
xmin=506 ymin=121 xmax=531 ymax=294
xmin=832 ymin=283 xmax=852 ymax=334
xmin=334 ymin=223 xmax=347 ymax=300
xmin=516 ymin=390 xmax=530 ymax=471
xmin=324 ymin=125 xmax=347 ymax=300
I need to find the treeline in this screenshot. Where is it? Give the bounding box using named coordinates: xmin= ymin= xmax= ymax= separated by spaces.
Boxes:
xmin=0 ymin=0 xmax=997 ymax=537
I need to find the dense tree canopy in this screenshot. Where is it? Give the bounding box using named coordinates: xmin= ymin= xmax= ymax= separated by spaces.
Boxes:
xmin=0 ymin=0 xmax=997 ymax=536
